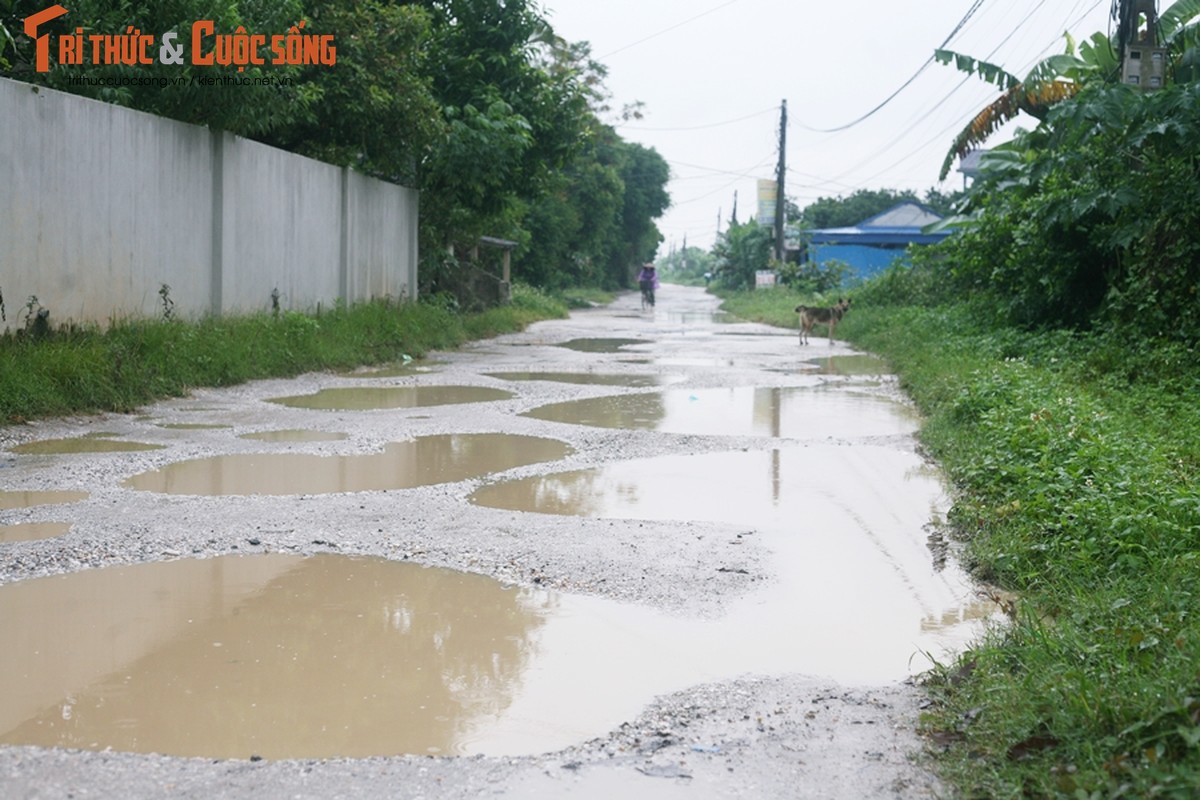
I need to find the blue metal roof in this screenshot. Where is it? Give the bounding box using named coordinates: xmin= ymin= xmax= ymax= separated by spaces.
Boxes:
xmin=805 ymin=201 xmax=951 ymax=245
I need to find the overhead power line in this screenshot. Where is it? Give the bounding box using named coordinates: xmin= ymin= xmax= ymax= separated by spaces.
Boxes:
xmin=622 ymin=106 xmax=778 ymax=132
xmin=796 ymin=0 xmax=989 ymax=133
xmin=598 ymin=0 xmax=741 ymax=59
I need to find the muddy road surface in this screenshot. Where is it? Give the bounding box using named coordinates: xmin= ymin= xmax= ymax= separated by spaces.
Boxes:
xmin=0 ymin=285 xmax=989 ymax=798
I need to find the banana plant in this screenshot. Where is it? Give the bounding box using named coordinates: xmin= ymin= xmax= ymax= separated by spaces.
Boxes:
xmin=936 ymin=0 xmax=1200 ymax=180
xmin=935 ymin=34 xmax=1108 ymax=180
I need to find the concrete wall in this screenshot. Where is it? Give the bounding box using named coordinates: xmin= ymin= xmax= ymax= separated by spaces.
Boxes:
xmin=0 ymin=78 xmax=418 ymax=329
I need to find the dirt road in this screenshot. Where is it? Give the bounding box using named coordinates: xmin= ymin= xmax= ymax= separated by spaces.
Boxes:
xmin=0 ymin=285 xmax=983 ymax=798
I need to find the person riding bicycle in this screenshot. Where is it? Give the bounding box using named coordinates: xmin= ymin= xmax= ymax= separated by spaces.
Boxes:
xmin=637 ymin=263 xmax=659 ymax=308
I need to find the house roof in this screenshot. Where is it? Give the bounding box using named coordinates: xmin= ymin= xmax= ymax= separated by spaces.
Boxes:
xmin=806 ymin=201 xmax=951 ymax=246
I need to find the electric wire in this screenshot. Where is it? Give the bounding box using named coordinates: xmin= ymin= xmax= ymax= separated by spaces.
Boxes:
xmin=597 ymin=0 xmax=741 ymax=59
xmin=794 ymin=0 xmax=989 ymax=133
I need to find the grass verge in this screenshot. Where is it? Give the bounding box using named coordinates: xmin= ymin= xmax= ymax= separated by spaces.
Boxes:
xmin=721 ymin=287 xmax=1200 ymax=798
xmin=0 ymin=283 xmax=568 ymax=425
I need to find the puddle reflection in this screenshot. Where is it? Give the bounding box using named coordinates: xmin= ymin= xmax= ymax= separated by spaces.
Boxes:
xmin=809 ymin=354 xmax=890 ymax=375
xmin=9 ymin=436 xmax=163 ymax=454
xmin=267 ymin=385 xmax=512 ymax=411
xmin=156 ymin=423 xmax=231 ymax=431
xmin=522 ymin=386 xmax=918 ymax=438
xmin=470 ymin=445 xmax=993 ymax=683
xmin=124 ymin=434 xmax=573 ymax=495
xmin=0 ymin=490 xmax=89 ymax=510
xmin=0 ymin=522 xmax=73 ymax=543
xmin=554 ymin=338 xmax=649 ymax=353
xmin=0 ymin=555 xmax=554 ymax=759
xmin=484 ymin=372 xmax=673 ymax=388
xmin=337 ymin=360 xmax=439 ymax=378
xmin=0 ymin=544 xmax=991 ymax=761
xmin=238 ymin=429 xmax=349 ymax=443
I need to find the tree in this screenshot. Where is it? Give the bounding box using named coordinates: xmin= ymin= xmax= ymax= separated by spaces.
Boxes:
xmin=413 ymin=0 xmax=593 ymax=252
xmin=658 ymin=246 xmax=716 ymax=285
xmin=608 ymin=140 xmax=670 ymax=287
xmin=258 ymin=1 xmax=443 ymax=187
xmin=711 ymin=220 xmax=771 ymax=290
xmin=798 ymin=188 xmax=924 ymax=229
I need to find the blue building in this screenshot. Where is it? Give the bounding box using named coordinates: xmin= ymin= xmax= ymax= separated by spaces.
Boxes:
xmin=804 ymin=201 xmax=952 ymax=281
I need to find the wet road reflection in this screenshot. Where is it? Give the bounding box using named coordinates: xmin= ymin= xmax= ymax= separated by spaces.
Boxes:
xmin=0 ymin=556 xmax=552 ymax=759
xmin=523 ymin=386 xmax=919 ymax=439
xmin=469 ymin=446 xmax=987 ymax=664
xmin=124 ymin=434 xmax=573 ymax=495
xmin=267 ymin=385 xmax=512 ymax=411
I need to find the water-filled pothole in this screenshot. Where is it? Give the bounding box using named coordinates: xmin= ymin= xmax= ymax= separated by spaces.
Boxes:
xmin=266 ymin=385 xmax=512 ymax=410
xmin=554 ymin=338 xmax=649 ymax=353
xmin=469 ymin=445 xmax=992 ymax=672
xmin=123 ymin=434 xmax=573 ymax=495
xmin=522 ymin=386 xmax=918 ymax=438
xmin=155 ymin=423 xmax=231 ymax=431
xmin=0 ymin=491 xmax=88 ymax=543
xmin=0 ymin=545 xmax=989 ymax=761
xmin=0 ymin=490 xmax=89 ymax=509
xmin=238 ymin=429 xmax=349 ymax=443
xmin=0 ymin=555 xmax=559 ymax=759
xmin=9 ymin=434 xmax=164 ymax=454
xmin=0 ymin=522 xmax=73 ymax=543
xmin=807 ymin=354 xmax=890 ymax=375
xmin=484 ymin=372 xmax=674 ymax=387
xmin=336 ymin=358 xmax=443 ymax=378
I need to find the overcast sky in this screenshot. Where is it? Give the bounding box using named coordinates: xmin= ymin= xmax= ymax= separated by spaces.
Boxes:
xmin=542 ymin=0 xmax=1116 ymax=254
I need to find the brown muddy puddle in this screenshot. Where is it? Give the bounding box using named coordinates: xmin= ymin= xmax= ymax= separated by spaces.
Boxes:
xmin=807 ymin=354 xmax=890 ymax=375
xmin=0 ymin=541 xmax=989 ymax=760
xmin=337 ymin=359 xmax=440 ymax=378
xmin=0 ymin=555 xmax=563 ymax=759
xmin=522 ymin=386 xmax=918 ymax=438
xmin=0 ymin=491 xmax=88 ymax=543
xmin=0 ymin=490 xmax=89 ymax=510
xmin=0 ymin=522 xmax=73 ymax=543
xmin=554 ymin=338 xmax=650 ymax=353
xmin=123 ymin=434 xmax=573 ymax=495
xmin=470 ymin=444 xmax=992 ymax=669
xmin=484 ymin=371 xmax=676 ymax=388
xmin=155 ymin=423 xmax=231 ymax=431
xmin=266 ymin=385 xmax=512 ymax=411
xmin=9 ymin=433 xmax=164 ymax=455
xmin=238 ymin=429 xmax=349 ymax=443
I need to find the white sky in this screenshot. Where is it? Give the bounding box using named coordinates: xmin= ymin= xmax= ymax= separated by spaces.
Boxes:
xmin=541 ymin=0 xmax=1117 ymax=254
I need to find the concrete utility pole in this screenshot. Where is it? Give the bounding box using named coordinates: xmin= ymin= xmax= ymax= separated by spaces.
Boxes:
xmin=774 ymin=99 xmax=787 ymax=263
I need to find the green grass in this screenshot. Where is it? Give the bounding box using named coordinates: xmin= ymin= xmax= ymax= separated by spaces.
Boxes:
xmin=720 ymin=287 xmax=1200 ymax=798
xmin=0 ymin=283 xmax=568 ymax=424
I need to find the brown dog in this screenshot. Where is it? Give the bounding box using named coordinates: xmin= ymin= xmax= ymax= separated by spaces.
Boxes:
xmin=794 ymin=298 xmax=851 ymax=345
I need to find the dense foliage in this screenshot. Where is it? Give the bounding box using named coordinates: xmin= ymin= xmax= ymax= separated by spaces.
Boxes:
xmin=938 ymin=81 xmax=1200 ymax=339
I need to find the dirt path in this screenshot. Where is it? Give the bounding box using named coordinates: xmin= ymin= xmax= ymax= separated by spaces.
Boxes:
xmin=0 ymin=286 xmax=973 ymax=798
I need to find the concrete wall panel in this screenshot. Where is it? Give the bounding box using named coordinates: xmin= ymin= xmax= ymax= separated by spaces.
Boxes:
xmin=0 ymin=78 xmax=417 ymax=331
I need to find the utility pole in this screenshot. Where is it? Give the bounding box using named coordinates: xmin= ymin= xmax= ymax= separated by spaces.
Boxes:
xmin=774 ymin=99 xmax=787 ymax=264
